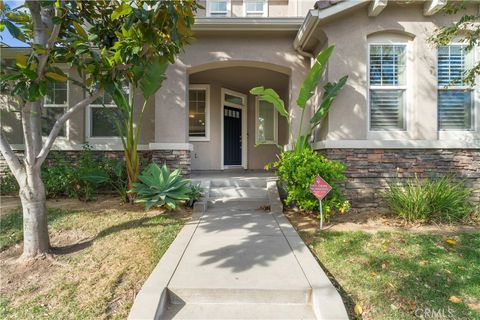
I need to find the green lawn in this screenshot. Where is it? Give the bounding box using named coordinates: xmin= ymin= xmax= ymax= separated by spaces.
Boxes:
xmin=301 ymin=230 xmax=480 ymax=320
xmin=0 ymin=205 xmax=186 ymax=319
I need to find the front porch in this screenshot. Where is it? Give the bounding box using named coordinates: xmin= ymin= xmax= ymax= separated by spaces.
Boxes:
xmin=188 ymin=65 xmax=291 ymax=171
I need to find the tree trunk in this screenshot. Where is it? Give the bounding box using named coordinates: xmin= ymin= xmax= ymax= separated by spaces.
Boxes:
xmin=19 ymin=167 xmax=50 ymax=260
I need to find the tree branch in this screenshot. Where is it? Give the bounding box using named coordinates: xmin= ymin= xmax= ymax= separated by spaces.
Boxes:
xmin=0 ymin=132 xmax=24 ymax=181
xmin=35 ymin=90 xmax=103 ymax=167
xmin=21 ymin=102 xmax=35 ymax=165
xmin=37 ymin=3 xmax=63 ymax=76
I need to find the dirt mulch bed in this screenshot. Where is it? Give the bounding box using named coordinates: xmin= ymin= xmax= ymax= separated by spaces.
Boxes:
xmin=285 ymin=207 xmax=480 ymax=235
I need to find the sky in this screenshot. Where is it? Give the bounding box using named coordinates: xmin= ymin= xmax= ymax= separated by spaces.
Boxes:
xmin=1 ymin=0 xmax=29 ymax=47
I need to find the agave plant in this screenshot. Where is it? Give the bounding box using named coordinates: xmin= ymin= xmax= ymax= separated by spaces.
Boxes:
xmin=131 ymin=163 xmax=191 ymax=210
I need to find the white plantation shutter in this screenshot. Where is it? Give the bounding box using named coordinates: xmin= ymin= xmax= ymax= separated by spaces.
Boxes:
xmin=370 ymin=90 xmax=405 ymax=129
xmin=437 ymin=45 xmax=473 ymax=130
xmin=369 ymin=44 xmax=407 ymax=130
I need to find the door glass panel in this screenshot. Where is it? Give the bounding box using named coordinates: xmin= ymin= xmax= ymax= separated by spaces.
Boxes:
xmin=225 ymin=93 xmax=243 ymax=105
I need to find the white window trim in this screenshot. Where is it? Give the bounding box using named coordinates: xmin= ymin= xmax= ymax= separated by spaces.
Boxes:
xmin=244 ymin=0 xmax=268 ymax=17
xmin=206 ymin=0 xmax=231 ymax=17
xmin=189 ymin=84 xmax=211 ymax=142
xmin=255 ymin=97 xmax=278 ymax=144
xmin=43 ymin=77 xmax=70 ymax=140
xmin=220 ymin=88 xmax=247 ymax=170
xmin=86 ymin=84 xmax=132 ymax=143
xmin=367 ymin=38 xmax=413 ymax=140
xmin=437 ymin=43 xmax=478 ymax=138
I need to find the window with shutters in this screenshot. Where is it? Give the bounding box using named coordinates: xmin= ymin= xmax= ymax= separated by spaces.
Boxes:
xmin=437 ymin=45 xmax=474 ymax=130
xmin=369 ymin=44 xmax=407 ymax=131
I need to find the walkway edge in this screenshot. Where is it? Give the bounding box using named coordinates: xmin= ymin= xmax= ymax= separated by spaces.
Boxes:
xmin=127 ymin=180 xmax=210 ymax=320
xmin=267 ymin=179 xmax=349 ymax=320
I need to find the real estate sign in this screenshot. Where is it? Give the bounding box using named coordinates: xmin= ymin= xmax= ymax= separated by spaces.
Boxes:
xmin=310 ymin=175 xmax=332 ymax=200
xmin=310 ymin=175 xmax=332 ymax=231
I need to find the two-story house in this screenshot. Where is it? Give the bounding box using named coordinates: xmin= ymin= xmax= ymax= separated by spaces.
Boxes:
xmin=1 ymin=0 xmax=479 ymax=208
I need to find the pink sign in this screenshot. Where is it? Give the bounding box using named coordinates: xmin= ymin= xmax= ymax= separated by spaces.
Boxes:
xmin=310 ymin=175 xmax=332 ymax=200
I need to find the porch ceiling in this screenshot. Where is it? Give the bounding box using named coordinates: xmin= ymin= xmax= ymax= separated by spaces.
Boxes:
xmin=189 ymin=66 xmax=289 ymax=95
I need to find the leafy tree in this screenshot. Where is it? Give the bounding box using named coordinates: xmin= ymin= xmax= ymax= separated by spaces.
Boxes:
xmin=0 ymin=0 xmax=197 ymax=260
xmin=250 ymin=46 xmax=347 ymax=153
xmin=429 ymin=1 xmax=479 ymax=86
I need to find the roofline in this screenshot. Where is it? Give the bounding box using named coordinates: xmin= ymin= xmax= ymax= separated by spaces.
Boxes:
xmin=193 ymin=17 xmax=304 ymax=31
xmin=294 ymin=0 xmax=369 ymax=53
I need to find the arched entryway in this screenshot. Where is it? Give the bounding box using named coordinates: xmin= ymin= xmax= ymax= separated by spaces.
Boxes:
xmin=188 ymin=65 xmax=290 ymax=170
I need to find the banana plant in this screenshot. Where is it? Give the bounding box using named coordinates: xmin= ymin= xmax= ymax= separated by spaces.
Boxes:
xmin=250 ymin=45 xmax=348 ymax=153
xmin=106 ymin=58 xmax=169 ymax=203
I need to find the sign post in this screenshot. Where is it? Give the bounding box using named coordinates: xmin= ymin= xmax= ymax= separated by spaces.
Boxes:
xmin=309 ymin=175 xmax=332 ymax=231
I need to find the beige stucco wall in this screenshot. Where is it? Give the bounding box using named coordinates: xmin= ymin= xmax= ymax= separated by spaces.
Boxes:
xmin=314 ymin=3 xmax=480 ymax=143
xmin=155 ymin=32 xmax=309 ymax=170
xmin=189 ymin=66 xmax=289 ymax=170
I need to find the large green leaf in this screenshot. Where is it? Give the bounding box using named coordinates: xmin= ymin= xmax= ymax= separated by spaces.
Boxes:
xmin=296 ymin=46 xmax=334 ymax=109
xmin=310 ymin=75 xmax=348 ymax=127
xmin=3 ymin=20 xmax=25 ymax=41
xmin=111 ymin=2 xmax=133 ymax=20
xmin=106 ymin=81 xmax=131 ymax=117
xmin=140 ymin=57 xmax=169 ymax=99
xmin=249 ymin=86 xmax=288 ymax=117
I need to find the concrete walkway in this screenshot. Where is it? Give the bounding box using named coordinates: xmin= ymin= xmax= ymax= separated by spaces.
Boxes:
xmin=129 ymin=176 xmax=348 ymax=319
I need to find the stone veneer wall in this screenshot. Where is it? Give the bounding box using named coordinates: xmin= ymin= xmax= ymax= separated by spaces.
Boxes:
xmin=0 ymin=149 xmax=191 ymax=177
xmin=151 ymin=150 xmax=191 ymax=176
xmin=318 ymin=149 xmax=480 ymax=210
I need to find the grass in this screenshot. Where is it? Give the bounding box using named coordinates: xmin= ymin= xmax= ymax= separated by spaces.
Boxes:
xmin=300 ymin=230 xmax=480 ymax=320
xmin=0 ymin=205 xmax=186 ymax=320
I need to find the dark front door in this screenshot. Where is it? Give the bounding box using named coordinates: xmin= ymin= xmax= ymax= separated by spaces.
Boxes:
xmin=224 ymin=106 xmax=242 ymax=166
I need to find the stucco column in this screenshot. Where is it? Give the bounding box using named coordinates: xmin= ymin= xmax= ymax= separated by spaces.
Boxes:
xmin=154 ymin=60 xmax=189 ymax=143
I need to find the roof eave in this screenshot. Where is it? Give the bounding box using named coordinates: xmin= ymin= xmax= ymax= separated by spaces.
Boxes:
xmin=294 ymin=0 xmax=369 ymax=53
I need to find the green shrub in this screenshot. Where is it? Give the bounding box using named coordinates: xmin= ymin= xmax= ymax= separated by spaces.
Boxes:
xmin=101 ymin=158 xmax=129 ymax=202
xmin=186 ymin=183 xmax=203 ymax=207
xmin=41 ymin=146 xmax=105 ymax=201
xmin=275 ymin=148 xmax=349 ymax=218
xmin=132 ymin=163 xmax=190 ymax=210
xmin=0 ymin=173 xmax=19 ymax=195
xmin=384 ymin=176 xmax=476 ymax=223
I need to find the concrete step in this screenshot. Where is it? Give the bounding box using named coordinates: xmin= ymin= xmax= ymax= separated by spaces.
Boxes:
xmin=210 ymin=178 xmax=267 ymax=188
xmin=167 ymin=287 xmax=311 ymax=305
xmin=163 ymin=302 xmax=316 ymax=319
xmin=207 ymin=198 xmax=270 ymax=209
xmin=209 ymin=186 xmax=268 ymax=199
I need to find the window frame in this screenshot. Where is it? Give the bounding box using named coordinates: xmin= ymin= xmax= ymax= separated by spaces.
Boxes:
xmin=189 ymin=84 xmax=211 ymax=142
xmin=86 ymin=83 xmax=132 ymax=141
xmin=244 ymin=0 xmax=268 ymax=17
xmin=437 ymin=43 xmax=475 ymax=132
xmin=43 ymin=77 xmax=69 ymax=139
xmin=255 ymin=96 xmax=278 ymax=145
xmin=206 ymin=0 xmax=231 ymax=17
xmin=367 ymin=42 xmax=408 ymax=132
